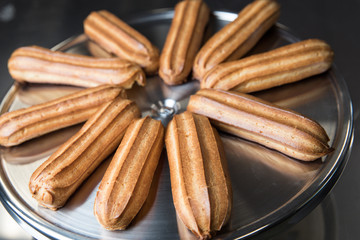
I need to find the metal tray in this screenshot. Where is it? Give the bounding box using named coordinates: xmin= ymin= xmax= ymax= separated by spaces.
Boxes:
xmin=0 ymin=9 xmax=353 ymax=240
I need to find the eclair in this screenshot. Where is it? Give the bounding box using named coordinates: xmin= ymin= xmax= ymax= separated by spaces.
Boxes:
xmin=0 ymin=85 xmax=126 ymax=147
xmin=165 ymin=111 xmax=232 ymax=239
xmin=201 ymin=39 xmax=334 ymax=93
xmin=84 ymin=10 xmax=160 ymax=75
xmin=193 ymin=0 xmax=280 ymax=80
xmin=94 ymin=116 xmax=164 ymax=230
xmin=8 ymin=45 xmax=145 ymax=88
xmin=187 ymin=89 xmax=333 ymax=161
xmin=159 ymin=0 xmax=210 ymax=85
xmin=29 ymin=97 xmax=140 ymax=210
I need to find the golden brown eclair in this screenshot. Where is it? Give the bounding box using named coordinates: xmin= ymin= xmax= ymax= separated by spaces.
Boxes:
xmin=94 ymin=116 xmax=164 ymax=230
xmin=29 ymin=97 xmax=140 ymax=210
xmin=0 ymin=85 xmax=126 ymax=147
xmin=187 ymin=89 xmax=333 ymax=161
xmin=159 ymin=0 xmax=210 ymax=85
xmin=201 ymin=39 xmax=334 ymax=93
xmin=8 ymin=45 xmax=145 ymax=88
xmin=84 ymin=10 xmax=160 ymax=75
xmin=165 ymin=111 xmax=232 ymax=239
xmin=193 ymin=0 xmax=280 ymax=80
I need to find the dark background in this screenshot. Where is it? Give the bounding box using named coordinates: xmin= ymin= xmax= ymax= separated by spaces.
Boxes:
xmin=0 ymin=0 xmax=359 ymax=239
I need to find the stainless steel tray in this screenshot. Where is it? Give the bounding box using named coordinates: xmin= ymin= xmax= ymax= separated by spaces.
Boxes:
xmin=0 ymin=9 xmax=353 ymax=240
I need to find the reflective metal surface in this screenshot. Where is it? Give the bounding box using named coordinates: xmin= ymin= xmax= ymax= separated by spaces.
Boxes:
xmin=0 ymin=9 xmax=353 ymax=240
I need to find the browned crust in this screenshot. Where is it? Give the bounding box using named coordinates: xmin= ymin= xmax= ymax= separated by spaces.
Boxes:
xmin=193 ymin=0 xmax=280 ymax=80
xmin=84 ymin=10 xmax=160 ymax=75
xmin=201 ymin=39 xmax=334 ymax=93
xmin=165 ymin=111 xmax=232 ymax=239
xmin=94 ymin=116 xmax=164 ymax=230
xmin=187 ymin=89 xmax=333 ymax=161
xmin=29 ymin=97 xmax=140 ymax=210
xmin=0 ymin=85 xmax=126 ymax=147
xmin=159 ymin=0 xmax=210 ymax=85
xmin=8 ymin=45 xmax=145 ymax=88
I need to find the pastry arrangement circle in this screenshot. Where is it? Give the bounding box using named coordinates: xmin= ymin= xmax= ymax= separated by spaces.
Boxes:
xmin=0 ymin=1 xmax=352 ymax=239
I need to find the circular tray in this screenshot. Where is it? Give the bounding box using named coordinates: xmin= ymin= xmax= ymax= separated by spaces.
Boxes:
xmin=0 ymin=9 xmax=354 ymax=240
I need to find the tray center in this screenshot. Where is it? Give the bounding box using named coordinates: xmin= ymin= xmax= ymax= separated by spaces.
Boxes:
xmin=126 ymin=76 xmax=200 ymax=125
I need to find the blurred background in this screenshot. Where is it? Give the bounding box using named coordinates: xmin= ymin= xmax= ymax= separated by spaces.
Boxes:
xmin=0 ymin=0 xmax=359 ymax=239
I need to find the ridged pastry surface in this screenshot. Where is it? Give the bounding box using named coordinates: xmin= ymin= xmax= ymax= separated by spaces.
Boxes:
xmin=84 ymin=10 xmax=159 ymax=74
xmin=159 ymin=0 xmax=210 ymax=85
xmin=94 ymin=116 xmax=164 ymax=230
xmin=165 ymin=111 xmax=232 ymax=239
xmin=187 ymin=89 xmax=333 ymax=161
xmin=201 ymin=39 xmax=334 ymax=93
xmin=193 ymin=0 xmax=280 ymax=80
xmin=8 ymin=45 xmax=145 ymax=88
xmin=0 ymin=85 xmax=126 ymax=147
xmin=29 ymin=97 xmax=140 ymax=210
